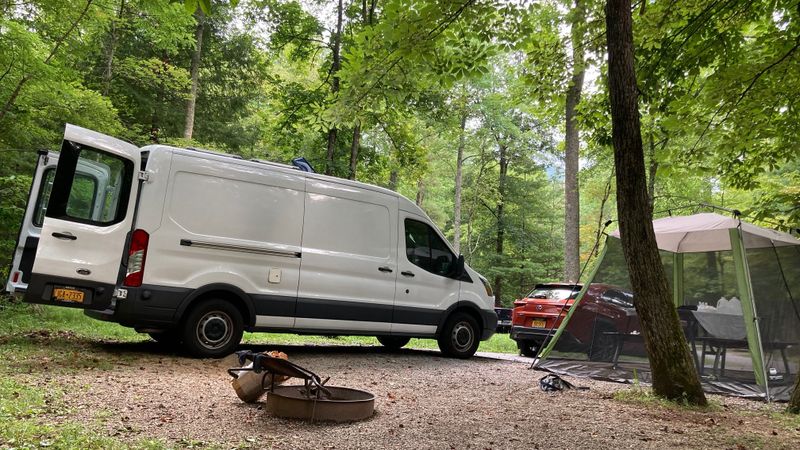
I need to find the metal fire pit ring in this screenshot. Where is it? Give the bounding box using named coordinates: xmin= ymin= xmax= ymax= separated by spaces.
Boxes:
xmin=266 ymin=385 xmax=375 ymax=422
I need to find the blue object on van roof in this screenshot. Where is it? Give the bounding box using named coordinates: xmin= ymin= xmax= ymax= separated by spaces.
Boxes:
xmin=291 ymin=157 xmax=315 ymax=173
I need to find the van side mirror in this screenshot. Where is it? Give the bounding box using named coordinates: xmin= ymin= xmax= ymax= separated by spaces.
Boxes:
xmin=450 ymin=254 xmax=465 ymax=278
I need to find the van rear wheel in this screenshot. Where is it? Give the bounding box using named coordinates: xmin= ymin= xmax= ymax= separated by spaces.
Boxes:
xmin=181 ymin=299 xmax=243 ymax=358
xmin=437 ymin=312 xmax=480 ymax=359
xmin=377 ymin=336 xmax=411 ymax=350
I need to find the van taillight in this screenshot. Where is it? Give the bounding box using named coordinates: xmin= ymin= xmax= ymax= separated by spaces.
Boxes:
xmin=12 ymin=272 xmax=20 ymax=283
xmin=124 ymin=229 xmax=149 ymax=287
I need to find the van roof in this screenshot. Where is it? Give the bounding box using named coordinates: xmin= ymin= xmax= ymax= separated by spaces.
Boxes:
xmin=140 ymin=144 xmax=423 ymax=214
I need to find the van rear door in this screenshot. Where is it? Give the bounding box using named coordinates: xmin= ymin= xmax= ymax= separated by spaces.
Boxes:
xmin=24 ymin=124 xmax=140 ymax=310
xmin=5 ymin=151 xmax=57 ymax=295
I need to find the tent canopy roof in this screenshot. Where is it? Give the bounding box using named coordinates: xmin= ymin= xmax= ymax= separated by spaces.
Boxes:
xmin=609 ymin=213 xmax=800 ymax=253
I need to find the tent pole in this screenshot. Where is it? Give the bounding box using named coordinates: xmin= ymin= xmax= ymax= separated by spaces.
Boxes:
xmin=729 ymin=228 xmax=770 ymax=399
xmin=673 ymin=252 xmax=684 ymax=307
xmin=534 ymin=243 xmax=609 ymax=365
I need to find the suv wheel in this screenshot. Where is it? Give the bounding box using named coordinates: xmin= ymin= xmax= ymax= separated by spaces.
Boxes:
xmin=437 ymin=312 xmax=480 ymax=358
xmin=182 ymin=299 xmax=244 ymax=358
xmin=517 ymin=339 xmax=541 ymax=358
xmin=587 ymin=323 xmax=616 ymax=362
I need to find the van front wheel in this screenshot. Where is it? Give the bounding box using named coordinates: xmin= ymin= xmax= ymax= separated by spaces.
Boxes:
xmin=182 ymin=299 xmax=244 ymax=358
xmin=437 ymin=312 xmax=480 ymax=358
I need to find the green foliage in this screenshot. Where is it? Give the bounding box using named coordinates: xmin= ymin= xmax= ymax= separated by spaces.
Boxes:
xmin=1 ymin=0 xmax=797 ymax=312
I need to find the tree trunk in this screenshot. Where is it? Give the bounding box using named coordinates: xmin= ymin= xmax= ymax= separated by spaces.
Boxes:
xmin=183 ymin=11 xmax=204 ymax=140
xmin=388 ymin=170 xmax=398 ymax=191
xmin=647 ymin=131 xmax=659 ymax=210
xmin=416 ymin=179 xmax=425 ymax=206
xmin=325 ymin=0 xmax=344 ymax=175
xmin=349 ymin=122 xmax=360 ymax=180
xmin=789 ymin=377 xmax=800 ymax=413
xmin=453 ymin=111 xmax=467 ymax=254
xmin=605 ymin=0 xmax=706 ymax=405
xmin=564 ymin=0 xmax=585 ymax=283
xmin=494 ymin=143 xmax=509 ymax=307
xmin=102 ymin=0 xmax=125 ymax=96
xmin=0 ymin=0 xmax=94 ymax=123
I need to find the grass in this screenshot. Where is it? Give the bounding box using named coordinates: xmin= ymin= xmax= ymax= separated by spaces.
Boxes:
xmin=0 ymin=300 xmax=519 ymax=355
xmin=613 ymin=386 xmax=722 ymax=411
xmin=0 ymin=376 xmax=168 ymax=450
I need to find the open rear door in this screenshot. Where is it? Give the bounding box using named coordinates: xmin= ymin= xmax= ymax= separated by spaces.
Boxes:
xmin=5 ymin=151 xmax=57 ymax=295
xmin=24 ymin=124 xmax=141 ymax=310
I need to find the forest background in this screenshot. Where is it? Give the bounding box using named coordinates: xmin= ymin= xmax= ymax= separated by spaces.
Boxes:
xmin=1 ymin=0 xmax=798 ymax=307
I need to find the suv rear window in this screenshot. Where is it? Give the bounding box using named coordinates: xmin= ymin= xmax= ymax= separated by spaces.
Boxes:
xmin=526 ymin=287 xmax=580 ymax=300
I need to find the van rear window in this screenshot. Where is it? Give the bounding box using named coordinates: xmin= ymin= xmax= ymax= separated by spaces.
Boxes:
xmin=32 ymin=169 xmax=55 ymax=227
xmin=46 ymin=142 xmax=133 ymax=226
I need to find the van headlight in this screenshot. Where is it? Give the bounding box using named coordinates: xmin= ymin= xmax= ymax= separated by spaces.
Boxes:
xmin=479 ymin=276 xmax=493 ymax=297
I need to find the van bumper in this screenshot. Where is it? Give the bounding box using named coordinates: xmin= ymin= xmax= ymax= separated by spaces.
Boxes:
xmin=84 ymin=285 xmax=186 ymax=329
xmin=480 ymin=308 xmax=498 ymax=340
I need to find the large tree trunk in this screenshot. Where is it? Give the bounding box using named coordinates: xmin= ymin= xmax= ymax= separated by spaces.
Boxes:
xmin=605 ymin=0 xmax=706 ymax=405
xmin=564 ymin=0 xmax=585 ymax=283
xmin=494 ymin=143 xmax=509 ymax=307
xmin=0 ymin=0 xmax=94 ymax=123
xmin=789 ymin=377 xmax=800 ymax=413
xmin=324 ymin=0 xmax=344 ymax=175
xmin=453 ymin=111 xmax=467 ymax=254
xmin=183 ymin=11 xmax=204 ymax=140
xmin=348 ymin=122 xmax=361 ymax=180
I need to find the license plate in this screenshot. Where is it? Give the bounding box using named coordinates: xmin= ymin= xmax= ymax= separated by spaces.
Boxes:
xmin=532 ymin=319 xmax=546 ymax=328
xmin=52 ymin=288 xmax=85 ymax=303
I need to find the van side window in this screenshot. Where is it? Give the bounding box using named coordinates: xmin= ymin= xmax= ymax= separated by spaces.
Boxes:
xmin=404 ymin=218 xmax=456 ymax=278
xmin=47 ymin=144 xmax=133 ymax=226
xmin=32 ymin=169 xmax=55 ymax=227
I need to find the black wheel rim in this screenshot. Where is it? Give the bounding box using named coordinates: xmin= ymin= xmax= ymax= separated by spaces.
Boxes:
xmin=196 ymin=311 xmax=233 ymax=350
xmin=451 ymin=321 xmax=475 ymax=353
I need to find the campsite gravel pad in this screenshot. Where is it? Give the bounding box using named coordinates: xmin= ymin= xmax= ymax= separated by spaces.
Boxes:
xmin=21 ymin=343 xmax=800 ymax=449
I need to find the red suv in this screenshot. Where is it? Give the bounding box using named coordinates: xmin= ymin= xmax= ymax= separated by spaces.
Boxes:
xmin=510 ymin=283 xmax=639 ymax=359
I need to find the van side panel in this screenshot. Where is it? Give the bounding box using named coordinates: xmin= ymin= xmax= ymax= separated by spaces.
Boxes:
xmin=141 ymin=152 xmax=304 ymax=326
xmin=294 ymin=178 xmax=398 ymax=332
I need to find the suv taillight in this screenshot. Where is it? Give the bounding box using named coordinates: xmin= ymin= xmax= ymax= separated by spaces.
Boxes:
xmin=124 ymin=229 xmax=149 ymax=287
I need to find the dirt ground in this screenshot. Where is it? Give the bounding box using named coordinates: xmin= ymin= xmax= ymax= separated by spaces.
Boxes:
xmin=17 ymin=340 xmax=800 ymax=449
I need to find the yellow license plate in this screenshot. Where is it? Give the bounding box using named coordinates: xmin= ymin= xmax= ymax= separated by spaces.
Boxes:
xmin=53 ymin=288 xmax=85 ymax=303
xmin=532 ymin=319 xmax=547 ymax=328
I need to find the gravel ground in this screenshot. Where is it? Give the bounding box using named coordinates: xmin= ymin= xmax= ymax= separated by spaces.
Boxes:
xmin=22 ymin=341 xmax=800 ymax=449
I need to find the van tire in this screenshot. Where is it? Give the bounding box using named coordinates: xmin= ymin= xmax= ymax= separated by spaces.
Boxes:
xmin=181 ymin=299 xmax=244 ymax=358
xmin=377 ymin=336 xmax=411 ymax=350
xmin=437 ymin=312 xmax=480 ymax=358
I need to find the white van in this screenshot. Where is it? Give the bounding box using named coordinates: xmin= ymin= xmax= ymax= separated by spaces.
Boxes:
xmin=8 ymin=124 xmax=497 ymax=358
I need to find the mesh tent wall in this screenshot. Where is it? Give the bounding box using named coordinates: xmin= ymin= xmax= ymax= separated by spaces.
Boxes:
xmin=534 ymin=213 xmax=800 ymax=401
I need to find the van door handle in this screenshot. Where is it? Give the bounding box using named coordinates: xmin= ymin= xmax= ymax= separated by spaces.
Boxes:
xmin=401 ymin=271 xmax=415 ymax=277
xmin=52 ymin=232 xmax=77 ymax=241
xmin=378 ymin=266 xmax=393 ymax=273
